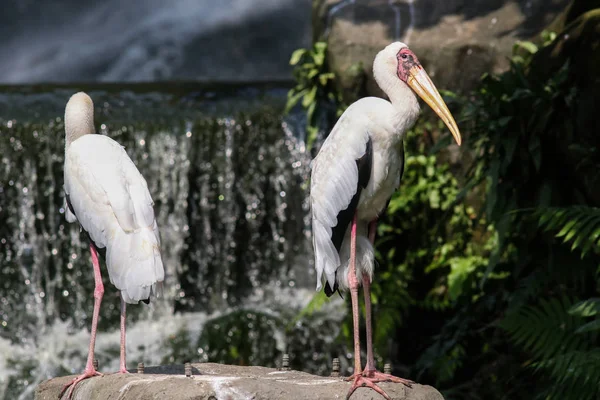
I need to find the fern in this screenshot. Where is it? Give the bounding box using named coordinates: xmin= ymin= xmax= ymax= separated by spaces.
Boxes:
xmin=535 ymin=206 xmax=600 ymax=258
xmin=500 ymin=296 xmax=600 ymax=400
xmin=569 ymin=298 xmax=600 ymax=334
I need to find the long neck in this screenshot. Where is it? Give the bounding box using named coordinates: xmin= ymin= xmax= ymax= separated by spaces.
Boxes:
xmin=65 ymin=110 xmax=95 ymax=150
xmin=374 ymin=67 xmax=420 ymax=134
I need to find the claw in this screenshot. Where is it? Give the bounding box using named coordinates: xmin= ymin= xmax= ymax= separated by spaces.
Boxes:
xmin=363 ymin=369 xmax=414 ymax=386
xmin=346 ymin=374 xmax=392 ymax=400
xmin=58 ymin=368 xmax=103 ymax=399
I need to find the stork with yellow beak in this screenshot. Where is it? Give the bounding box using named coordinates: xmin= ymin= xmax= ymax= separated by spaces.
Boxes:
xmin=310 ymin=42 xmax=461 ymax=399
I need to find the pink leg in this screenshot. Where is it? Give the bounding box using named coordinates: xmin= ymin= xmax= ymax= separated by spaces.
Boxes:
xmin=362 ymin=274 xmax=377 ymax=372
xmin=59 ymin=244 xmax=104 ymax=399
xmin=364 ymin=219 xmax=378 ymax=371
xmin=348 ymin=213 xmax=362 ymax=377
xmin=118 ymin=293 xmax=129 ymax=374
xmin=362 ymin=220 xmax=413 ymax=387
xmin=346 ymin=215 xmax=394 ymax=400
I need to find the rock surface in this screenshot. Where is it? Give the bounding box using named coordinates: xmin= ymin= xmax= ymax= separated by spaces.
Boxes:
xmin=314 ymin=0 xmax=570 ymax=96
xmin=36 ymin=363 xmax=444 ymax=400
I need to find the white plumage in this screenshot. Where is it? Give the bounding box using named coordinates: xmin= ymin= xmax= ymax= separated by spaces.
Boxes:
xmin=64 ymin=134 xmax=164 ymax=303
xmin=64 ymin=94 xmax=163 ymax=304
xmin=311 ymin=43 xmax=420 ymax=293
xmin=60 ymin=92 xmax=166 ymax=399
xmin=309 ymin=42 xmax=462 ymax=399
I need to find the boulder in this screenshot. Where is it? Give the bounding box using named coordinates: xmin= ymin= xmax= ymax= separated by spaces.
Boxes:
xmin=36 ymin=363 xmax=444 ymax=400
xmin=314 ymin=0 xmax=569 ymax=97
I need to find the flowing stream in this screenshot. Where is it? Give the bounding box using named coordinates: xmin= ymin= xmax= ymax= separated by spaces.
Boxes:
xmin=0 ymin=86 xmax=347 ymax=400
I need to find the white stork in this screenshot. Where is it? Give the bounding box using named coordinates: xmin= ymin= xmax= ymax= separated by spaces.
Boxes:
xmin=60 ymin=92 xmax=164 ymax=399
xmin=310 ymin=42 xmax=461 ymax=399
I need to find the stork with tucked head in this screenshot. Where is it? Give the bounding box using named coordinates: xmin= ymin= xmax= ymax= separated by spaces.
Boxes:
xmin=60 ymin=92 xmax=164 ymax=399
xmin=310 ymin=42 xmax=461 ymax=399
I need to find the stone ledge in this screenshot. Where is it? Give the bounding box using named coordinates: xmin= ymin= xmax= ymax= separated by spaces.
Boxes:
xmin=36 ymin=363 xmax=445 ymax=400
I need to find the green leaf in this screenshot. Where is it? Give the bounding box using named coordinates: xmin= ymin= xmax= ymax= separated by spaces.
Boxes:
xmin=307 ymin=68 xmax=319 ymax=79
xmin=289 ymin=48 xmax=307 ymax=65
xmin=284 ymin=88 xmax=308 ymax=114
xmin=556 ymin=219 xmax=577 ymax=239
xmin=313 ymin=52 xmax=325 ymax=67
xmin=302 ymin=86 xmax=317 ymax=108
xmin=318 ymin=72 xmax=335 ymax=86
xmin=306 ymin=98 xmax=317 ymax=124
xmin=447 ymin=256 xmax=482 ymax=301
xmin=569 ymin=298 xmax=600 ymax=317
xmin=514 ymin=40 xmax=538 ymax=55
xmin=575 ymin=319 xmax=600 ymax=334
xmin=313 ymin=41 xmax=327 ymax=54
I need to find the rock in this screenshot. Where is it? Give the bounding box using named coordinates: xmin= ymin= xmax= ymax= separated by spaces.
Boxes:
xmin=314 ymin=0 xmax=569 ymax=97
xmin=36 ymin=363 xmax=445 ymax=400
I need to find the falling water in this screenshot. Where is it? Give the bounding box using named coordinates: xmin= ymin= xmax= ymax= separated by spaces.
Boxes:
xmin=0 ymin=86 xmax=348 ymax=399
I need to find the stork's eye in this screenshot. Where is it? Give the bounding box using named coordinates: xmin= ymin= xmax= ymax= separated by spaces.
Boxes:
xmin=401 ymin=53 xmax=408 ymax=60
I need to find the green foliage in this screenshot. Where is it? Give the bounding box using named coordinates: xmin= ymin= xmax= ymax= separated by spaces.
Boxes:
xmin=500 ymin=296 xmax=600 ymax=400
xmin=462 ymin=35 xmax=581 ymax=283
xmin=286 ymin=42 xmax=344 ymax=150
xmin=371 ymin=28 xmax=600 ymax=400
xmin=569 ymin=298 xmax=600 ymax=334
xmin=298 ymin=16 xmax=600 ymax=399
xmin=288 ymin=289 xmax=329 ymax=327
xmin=535 ymin=206 xmax=600 ymax=257
xmin=452 ymin=31 xmax=600 ymax=399
xmin=197 ymin=310 xmax=282 ymax=367
xmin=373 ymin=122 xmax=492 ymax=371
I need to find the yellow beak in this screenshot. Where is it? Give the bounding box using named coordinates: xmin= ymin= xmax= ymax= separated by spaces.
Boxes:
xmin=406 ymin=66 xmax=462 ymax=146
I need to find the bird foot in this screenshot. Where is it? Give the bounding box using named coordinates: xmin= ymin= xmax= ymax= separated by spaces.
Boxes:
xmin=117 ymin=367 xmax=130 ymax=374
xmin=345 ymin=374 xmax=393 ymax=400
xmin=362 ymin=369 xmax=414 ymax=386
xmin=58 ymin=368 xmax=103 ymax=399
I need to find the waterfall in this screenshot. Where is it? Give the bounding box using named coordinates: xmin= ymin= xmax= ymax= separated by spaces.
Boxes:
xmin=0 ymin=86 xmax=347 ymax=399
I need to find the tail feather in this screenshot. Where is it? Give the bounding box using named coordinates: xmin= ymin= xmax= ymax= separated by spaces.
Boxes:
xmin=106 ymin=225 xmax=164 ymax=304
xmin=313 ymin=220 xmax=339 ymax=291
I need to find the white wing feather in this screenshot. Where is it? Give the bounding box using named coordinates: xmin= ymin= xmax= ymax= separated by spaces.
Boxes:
xmin=64 ymin=134 xmax=164 ymax=304
xmin=310 ymin=103 xmax=372 ymax=291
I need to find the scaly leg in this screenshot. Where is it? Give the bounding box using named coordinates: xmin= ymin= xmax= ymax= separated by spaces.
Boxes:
xmin=118 ymin=293 xmax=129 ymax=374
xmin=348 ymin=213 xmax=362 ymax=378
xmin=345 ymin=215 xmax=393 ymax=400
xmin=59 ymin=244 xmax=104 ymax=399
xmin=362 ymin=219 xmax=413 ymax=387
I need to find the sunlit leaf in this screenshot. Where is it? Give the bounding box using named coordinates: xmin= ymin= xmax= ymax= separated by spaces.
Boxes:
xmin=289 ymin=48 xmax=307 ymax=65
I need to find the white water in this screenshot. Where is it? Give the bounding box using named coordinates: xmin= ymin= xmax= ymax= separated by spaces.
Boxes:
xmin=0 ymin=286 xmax=322 ymax=400
xmin=0 ymin=99 xmax=351 ymax=399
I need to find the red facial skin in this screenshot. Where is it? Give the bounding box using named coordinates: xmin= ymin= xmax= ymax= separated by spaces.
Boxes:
xmin=396 ymin=48 xmax=422 ymax=82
